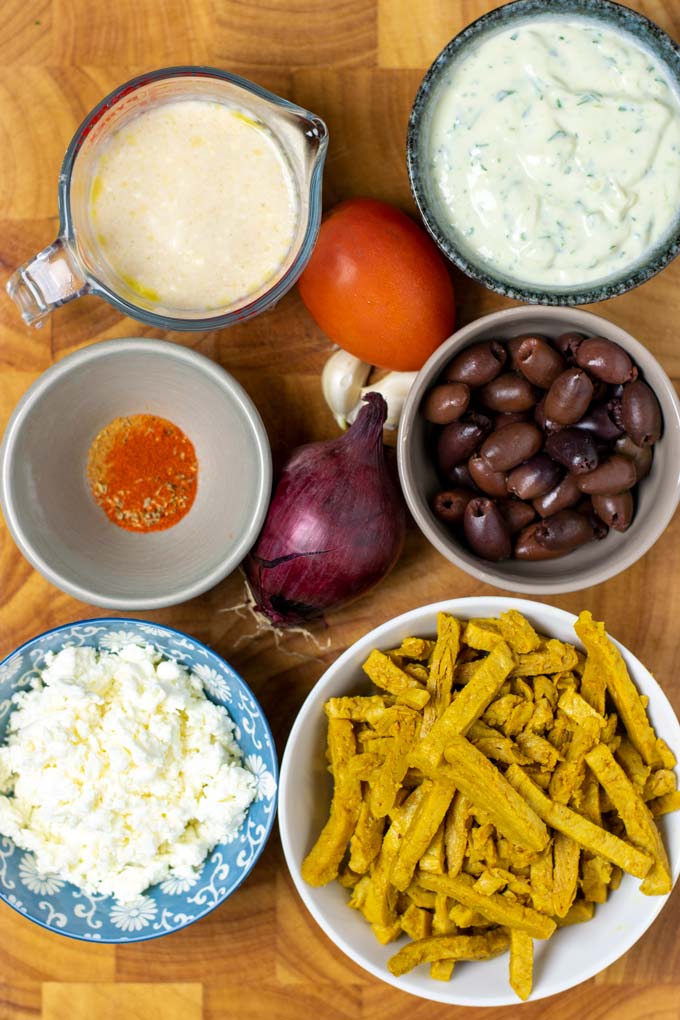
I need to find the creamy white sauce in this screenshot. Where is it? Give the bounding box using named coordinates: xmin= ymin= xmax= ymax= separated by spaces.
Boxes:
xmin=90 ymin=99 xmax=299 ymax=310
xmin=425 ymin=18 xmax=680 ymax=288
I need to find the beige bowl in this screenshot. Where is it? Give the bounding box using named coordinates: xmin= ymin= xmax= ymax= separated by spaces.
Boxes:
xmin=0 ymin=338 xmax=271 ymax=609
xmin=397 ymin=307 xmax=680 ymax=594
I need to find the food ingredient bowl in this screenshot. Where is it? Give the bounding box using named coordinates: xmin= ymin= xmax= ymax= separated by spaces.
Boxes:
xmin=407 ymin=0 xmax=680 ymax=305
xmin=278 ymin=596 xmax=680 ymax=1005
xmin=0 ymin=338 xmax=272 ymax=609
xmin=397 ymin=306 xmax=680 ymax=594
xmin=0 ymin=618 xmax=277 ymax=943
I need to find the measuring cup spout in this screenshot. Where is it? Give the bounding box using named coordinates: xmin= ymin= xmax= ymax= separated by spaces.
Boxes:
xmin=6 ymin=239 xmax=89 ymax=327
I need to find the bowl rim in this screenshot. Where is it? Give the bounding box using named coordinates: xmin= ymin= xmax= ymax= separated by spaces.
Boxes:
xmin=278 ymin=595 xmax=680 ymax=1005
xmin=396 ymin=305 xmax=680 ymax=594
xmin=0 ymin=615 xmax=279 ymax=943
xmin=0 ymin=337 xmax=273 ymax=610
xmin=406 ymin=0 xmax=680 ymax=305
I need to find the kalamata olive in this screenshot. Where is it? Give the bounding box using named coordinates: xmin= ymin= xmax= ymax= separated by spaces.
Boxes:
xmin=432 ymin=489 xmax=473 ymax=525
xmin=506 ymin=335 xmax=530 ymax=370
xmin=592 ymin=491 xmax=634 ymax=532
xmin=480 ymin=422 xmax=543 ymax=472
xmin=545 ymin=428 xmax=599 ymax=475
xmin=498 ymin=498 xmax=537 ymax=534
xmin=495 ymin=410 xmax=533 ymax=429
xmin=480 ymin=373 xmax=540 ymax=412
xmin=533 ymin=473 xmax=582 ymax=518
xmin=515 ymin=336 xmax=566 ymax=388
xmin=574 ymin=402 xmax=623 ymax=443
xmin=507 ymin=454 xmax=563 ymax=501
xmin=621 ymin=379 xmax=662 ymax=446
xmin=463 ymin=498 xmax=512 ymax=561
xmin=544 ymin=368 xmax=594 ymax=425
xmin=534 ymin=397 xmax=562 ymax=434
xmin=422 ymin=382 xmax=471 ymax=424
xmin=534 ymin=510 xmax=594 ymax=551
xmin=445 ymin=341 xmax=507 ymax=388
xmin=468 ymin=453 xmax=508 ymax=497
xmin=554 ymin=331 xmax=585 ymax=362
xmin=437 ymin=414 xmax=492 ymax=473
xmin=575 ymin=336 xmax=637 ymax=384
xmin=450 ymin=462 xmax=479 ymax=491
xmin=514 ymin=523 xmax=565 ymax=560
xmin=615 ymin=434 xmax=653 ymax=481
xmin=576 ymin=455 xmax=637 ymax=495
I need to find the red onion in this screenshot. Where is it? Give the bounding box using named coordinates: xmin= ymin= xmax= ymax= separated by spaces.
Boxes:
xmin=243 ymin=393 xmax=406 ymax=627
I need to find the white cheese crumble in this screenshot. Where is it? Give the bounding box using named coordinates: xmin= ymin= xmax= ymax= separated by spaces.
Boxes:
xmin=0 ymin=643 xmax=257 ymax=902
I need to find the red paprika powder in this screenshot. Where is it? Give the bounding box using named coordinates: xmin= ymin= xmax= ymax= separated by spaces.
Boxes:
xmin=87 ymin=414 xmax=198 ymax=532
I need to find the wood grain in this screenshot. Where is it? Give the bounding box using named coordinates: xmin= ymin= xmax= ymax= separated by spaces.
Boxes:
xmin=1 ymin=1 xmax=679 ymax=1018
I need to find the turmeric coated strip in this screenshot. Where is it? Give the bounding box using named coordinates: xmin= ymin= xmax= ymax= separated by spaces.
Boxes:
xmin=388 ymin=928 xmax=510 ymax=976
xmin=418 ymin=872 xmax=556 ymax=940
xmin=410 ymin=640 xmax=515 ymax=773
xmin=574 ymin=611 xmax=659 ymax=766
xmin=585 ymin=742 xmax=671 ymax=895
xmin=442 ymin=735 xmax=549 ymax=852
xmin=552 ymin=832 xmax=580 ymax=918
xmin=505 ymin=765 xmax=652 ymax=880
xmin=509 ymin=929 xmax=533 ymax=1002
xmin=301 ymin=718 xmax=361 ymax=886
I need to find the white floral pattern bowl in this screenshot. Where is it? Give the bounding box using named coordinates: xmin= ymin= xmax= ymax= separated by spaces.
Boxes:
xmin=0 ymin=618 xmax=277 ymax=942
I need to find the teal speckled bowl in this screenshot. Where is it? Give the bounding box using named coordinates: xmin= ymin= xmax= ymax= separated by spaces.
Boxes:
xmin=407 ymin=0 xmax=680 ymax=305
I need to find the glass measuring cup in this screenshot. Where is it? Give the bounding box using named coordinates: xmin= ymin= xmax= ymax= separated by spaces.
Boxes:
xmin=7 ymin=67 xmax=328 ymax=330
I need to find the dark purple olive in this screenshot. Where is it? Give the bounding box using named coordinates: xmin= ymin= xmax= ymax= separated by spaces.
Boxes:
xmin=506 ymin=335 xmax=531 ymax=371
xmin=480 ymin=373 xmax=540 ymax=413
xmin=432 ymin=489 xmax=473 ymax=525
xmin=515 ymin=336 xmax=566 ymax=388
xmin=534 ymin=397 xmax=563 ymax=434
xmin=437 ymin=414 xmax=492 ymax=473
xmin=468 ymin=453 xmax=508 ymax=497
xmin=554 ymin=331 xmax=585 ymax=362
xmin=495 ymin=410 xmax=533 ymax=429
xmin=534 ymin=510 xmax=595 ymax=552
xmin=480 ymin=422 xmax=543 ymax=472
xmin=532 ymin=473 xmax=582 ymax=519
xmin=498 ymin=499 xmax=537 ymax=534
xmin=621 ymin=380 xmax=662 ymax=446
xmin=615 ymin=434 xmax=653 ymax=481
xmin=463 ymin=498 xmax=512 ymax=561
xmin=422 ymin=382 xmax=471 ymax=424
xmin=576 ymin=455 xmax=637 ymax=495
xmin=507 ymin=454 xmax=563 ymax=500
xmin=592 ymin=491 xmax=634 ymax=532
xmin=544 ymin=368 xmax=595 ymax=425
xmin=545 ymin=428 xmax=599 ymax=475
xmin=574 ymin=402 xmax=623 ymax=443
xmin=575 ymin=337 xmax=637 ymax=384
xmin=445 ymin=341 xmax=507 ymax=388
xmin=514 ymin=523 xmax=565 ymax=560
xmin=449 ymin=462 xmax=479 ymax=490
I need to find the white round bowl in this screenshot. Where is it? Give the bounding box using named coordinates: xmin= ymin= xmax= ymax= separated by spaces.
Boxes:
xmin=397 ymin=307 xmax=680 ymax=594
xmin=279 ymin=596 xmax=680 ymax=1006
xmin=0 ymin=338 xmax=272 ymax=609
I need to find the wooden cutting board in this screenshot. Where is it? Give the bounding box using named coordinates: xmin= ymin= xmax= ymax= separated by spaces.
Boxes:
xmin=1 ymin=1 xmax=679 ymax=1017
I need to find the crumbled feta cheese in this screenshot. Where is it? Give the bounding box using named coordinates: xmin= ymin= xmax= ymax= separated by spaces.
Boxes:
xmin=0 ymin=644 xmax=257 ymax=902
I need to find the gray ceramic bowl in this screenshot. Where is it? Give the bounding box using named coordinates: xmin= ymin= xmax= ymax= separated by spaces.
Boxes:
xmin=407 ymin=0 xmax=680 ymax=305
xmin=0 ymin=339 xmax=272 ymax=609
xmin=397 ymin=306 xmax=680 ymax=594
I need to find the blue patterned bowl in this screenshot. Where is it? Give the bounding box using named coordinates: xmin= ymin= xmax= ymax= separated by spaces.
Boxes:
xmin=0 ymin=618 xmax=277 ymax=942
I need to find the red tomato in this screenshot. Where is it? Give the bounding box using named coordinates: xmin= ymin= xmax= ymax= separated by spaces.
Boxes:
xmin=298 ymin=198 xmax=456 ymax=372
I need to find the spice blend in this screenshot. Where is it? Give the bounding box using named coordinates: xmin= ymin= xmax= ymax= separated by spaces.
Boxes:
xmin=87 ymin=414 xmax=198 ymax=532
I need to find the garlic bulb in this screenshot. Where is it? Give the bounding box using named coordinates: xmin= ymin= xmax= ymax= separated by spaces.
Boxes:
xmin=346 ymin=371 xmax=418 ymax=431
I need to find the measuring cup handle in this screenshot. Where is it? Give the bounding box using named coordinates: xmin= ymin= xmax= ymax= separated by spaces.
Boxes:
xmin=6 ymin=239 xmax=89 ymax=327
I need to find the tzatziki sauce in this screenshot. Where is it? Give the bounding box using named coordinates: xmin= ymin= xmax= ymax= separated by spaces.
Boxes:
xmin=424 ymin=18 xmax=680 ymax=288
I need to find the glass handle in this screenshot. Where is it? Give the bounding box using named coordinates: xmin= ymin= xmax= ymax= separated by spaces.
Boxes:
xmin=6 ymin=239 xmax=89 ymax=327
